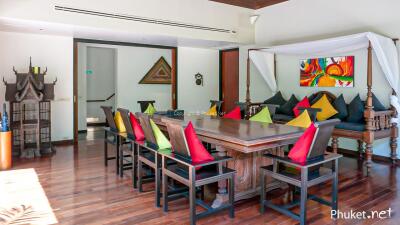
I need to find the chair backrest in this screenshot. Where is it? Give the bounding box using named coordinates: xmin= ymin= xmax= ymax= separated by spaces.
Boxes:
xmin=210 ymin=100 xmax=223 ymax=115
xmin=136 ymin=113 xmax=157 ymax=146
xmin=262 ymin=104 xmax=279 ymax=116
xmin=137 ymin=100 xmax=156 ymax=113
xmin=163 ymin=118 xmax=191 ymax=159
xmin=308 ymin=119 xmax=340 ymax=160
xmin=101 ymin=106 xmax=117 ymax=132
xmin=235 ymin=101 xmax=247 ymax=119
xmin=117 ymin=108 xmax=135 ymax=140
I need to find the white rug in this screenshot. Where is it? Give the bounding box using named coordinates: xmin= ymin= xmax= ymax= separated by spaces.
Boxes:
xmin=0 ymin=168 xmax=58 ymax=225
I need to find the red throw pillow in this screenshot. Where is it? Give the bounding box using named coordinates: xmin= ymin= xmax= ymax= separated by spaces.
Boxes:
xmin=223 ymin=106 xmax=242 ymax=120
xmin=288 ymin=123 xmax=317 ymax=163
xmin=184 ymin=121 xmax=214 ymax=163
xmin=293 ymin=97 xmax=311 ymax=117
xmin=129 ymin=112 xmax=145 ymax=141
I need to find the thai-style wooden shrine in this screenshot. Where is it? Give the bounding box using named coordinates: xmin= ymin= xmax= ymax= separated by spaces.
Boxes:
xmin=3 ymin=58 xmax=57 ymax=158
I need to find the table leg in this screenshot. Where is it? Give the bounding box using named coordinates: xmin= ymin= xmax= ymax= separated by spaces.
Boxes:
xmin=211 ymin=145 xmax=228 ymax=208
xmin=104 ymin=130 xmax=108 ymax=166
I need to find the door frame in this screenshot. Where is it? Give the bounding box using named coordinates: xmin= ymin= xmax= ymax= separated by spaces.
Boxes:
xmin=219 ymin=48 xmax=239 ymax=110
xmin=73 ymin=38 xmax=178 ymax=143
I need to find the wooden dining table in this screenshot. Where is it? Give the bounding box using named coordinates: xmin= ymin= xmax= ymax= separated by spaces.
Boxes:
xmin=151 ymin=114 xmax=304 ymax=208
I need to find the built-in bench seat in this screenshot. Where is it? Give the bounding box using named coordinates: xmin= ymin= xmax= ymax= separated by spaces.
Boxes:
xmin=246 ymin=90 xmax=398 ymax=171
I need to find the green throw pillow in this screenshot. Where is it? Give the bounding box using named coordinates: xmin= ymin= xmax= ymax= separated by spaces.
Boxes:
xmin=149 ymin=119 xmax=171 ymax=149
xmin=144 ymin=103 xmax=156 ymax=115
xmin=249 ymin=106 xmax=272 ymax=123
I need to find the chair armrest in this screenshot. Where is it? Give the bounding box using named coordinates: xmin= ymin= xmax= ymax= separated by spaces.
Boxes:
xmin=264 ymin=152 xmax=342 ymax=169
xmin=159 ymin=150 xmax=232 ymax=168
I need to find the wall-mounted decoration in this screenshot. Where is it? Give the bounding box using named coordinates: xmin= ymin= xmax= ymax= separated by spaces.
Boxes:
xmin=139 ymin=56 xmax=171 ymax=84
xmin=195 ymin=73 xmax=203 ymax=86
xmin=300 ymin=56 xmax=354 ymax=87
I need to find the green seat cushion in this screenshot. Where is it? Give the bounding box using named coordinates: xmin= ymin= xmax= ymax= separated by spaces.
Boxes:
xmin=346 ymin=94 xmax=365 ymax=123
xmin=335 ymin=122 xmax=365 ymax=131
xmin=332 ymin=94 xmax=348 ymax=120
xmin=277 ymin=95 xmax=298 ymax=116
xmin=372 ymin=93 xmax=386 ymax=111
xmin=249 ymin=106 xmax=272 ymax=123
xmin=144 ymin=103 xmax=156 ymax=115
xmin=149 ymin=119 xmax=171 ymax=149
xmin=264 ymin=91 xmax=287 ymax=106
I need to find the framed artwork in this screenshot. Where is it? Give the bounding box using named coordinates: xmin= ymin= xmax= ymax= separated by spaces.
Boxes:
xmin=139 ymin=56 xmax=171 ymax=84
xmin=300 ymin=56 xmax=354 ymax=87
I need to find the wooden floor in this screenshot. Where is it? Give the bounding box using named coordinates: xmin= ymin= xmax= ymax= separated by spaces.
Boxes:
xmin=11 ymin=134 xmax=400 ymax=225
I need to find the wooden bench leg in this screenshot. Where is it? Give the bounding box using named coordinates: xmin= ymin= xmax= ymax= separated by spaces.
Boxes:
xmin=390 ymin=136 xmax=397 ymax=165
xmin=365 ymin=143 xmax=373 ymax=175
xmin=357 ymin=140 xmax=364 ymax=159
xmin=331 ymin=137 xmax=338 ymax=153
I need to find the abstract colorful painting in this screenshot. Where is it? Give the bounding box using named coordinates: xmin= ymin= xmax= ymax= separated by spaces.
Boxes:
xmin=300 ymin=56 xmax=354 ymax=87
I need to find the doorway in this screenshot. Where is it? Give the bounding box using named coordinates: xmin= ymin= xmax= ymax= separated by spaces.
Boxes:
xmin=219 ymin=48 xmax=239 ymax=113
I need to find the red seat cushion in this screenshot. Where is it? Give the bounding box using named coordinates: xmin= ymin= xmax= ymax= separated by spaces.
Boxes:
xmin=129 ymin=112 xmax=145 ymax=141
xmin=184 ymin=122 xmax=214 ymax=163
xmin=223 ymin=106 xmax=242 ymax=120
xmin=288 ymin=123 xmax=317 ymax=163
xmin=293 ymin=97 xmax=311 ymax=117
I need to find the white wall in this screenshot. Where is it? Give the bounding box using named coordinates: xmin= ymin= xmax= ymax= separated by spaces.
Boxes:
xmin=0 ymin=31 xmax=73 ymax=141
xmin=178 ymin=47 xmax=219 ymax=112
xmin=251 ymin=0 xmax=400 ymax=157
xmin=0 ymin=0 xmax=254 ymax=44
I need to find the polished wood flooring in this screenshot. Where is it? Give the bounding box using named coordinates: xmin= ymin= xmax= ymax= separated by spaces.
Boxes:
xmin=12 ymin=134 xmax=400 ymax=224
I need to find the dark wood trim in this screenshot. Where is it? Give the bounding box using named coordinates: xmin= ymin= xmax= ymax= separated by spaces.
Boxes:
xmin=72 ymin=38 xmax=179 ymax=142
xmin=73 ymin=41 xmax=78 ymax=144
xmin=52 ymin=139 xmax=74 ymax=146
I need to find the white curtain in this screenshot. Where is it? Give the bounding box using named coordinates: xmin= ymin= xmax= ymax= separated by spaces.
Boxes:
xmin=250 ymin=32 xmax=400 ymax=122
xmin=249 ymin=51 xmax=277 ymax=94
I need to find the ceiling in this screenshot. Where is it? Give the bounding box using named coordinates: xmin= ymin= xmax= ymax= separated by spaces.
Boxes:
xmin=210 ymin=0 xmax=288 ymax=9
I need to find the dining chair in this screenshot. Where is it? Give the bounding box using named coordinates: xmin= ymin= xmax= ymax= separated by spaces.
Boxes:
xmin=260 ymin=119 xmax=342 ymax=225
xmin=210 ymin=100 xmax=223 ymax=116
xmin=137 ymin=100 xmax=156 ymax=113
xmin=298 ymin=107 xmax=322 ymax=122
xmin=116 ymin=108 xmax=136 ymax=182
xmin=235 ymin=101 xmax=247 ymax=119
xmin=160 ymin=118 xmax=236 ymax=225
xmin=101 ymin=106 xmax=129 ymax=175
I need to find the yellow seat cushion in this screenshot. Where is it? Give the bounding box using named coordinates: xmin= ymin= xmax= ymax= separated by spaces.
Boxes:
xmin=311 ymin=94 xmax=338 ymax=121
xmin=205 ymin=104 xmax=217 ymax=116
xmin=114 ymin=111 xmax=126 ymax=132
xmin=286 ymin=110 xmax=312 ymax=128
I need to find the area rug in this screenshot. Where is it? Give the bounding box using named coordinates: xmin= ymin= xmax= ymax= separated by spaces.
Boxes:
xmin=0 ymin=168 xmax=57 ymax=225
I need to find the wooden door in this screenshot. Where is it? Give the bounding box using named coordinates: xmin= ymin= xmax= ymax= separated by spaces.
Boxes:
xmin=220 ymin=49 xmax=239 ymax=113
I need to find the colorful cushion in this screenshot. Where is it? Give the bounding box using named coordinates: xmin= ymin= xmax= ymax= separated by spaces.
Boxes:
xmin=372 ymin=93 xmax=386 ymax=111
xmin=223 ymin=106 xmax=242 ymax=120
xmin=129 ymin=112 xmax=145 ymax=141
xmin=347 ymin=94 xmax=365 ymax=123
xmin=264 ymin=91 xmax=287 ymax=106
xmin=332 ymin=94 xmax=348 ymax=120
xmin=286 ymin=110 xmax=312 ymax=128
xmin=335 ymin=122 xmax=365 ymax=131
xmin=293 ymin=97 xmax=311 ymax=117
xmin=311 ymin=94 xmax=338 ymax=121
xmin=149 ymin=119 xmax=171 ymax=149
xmin=249 ymin=106 xmax=272 ymax=123
xmin=277 ymin=95 xmax=299 ymax=116
xmin=114 ymin=111 xmax=126 ymax=132
xmin=184 ymin=122 xmax=214 ymax=163
xmin=205 ymin=104 xmax=218 ymax=116
xmin=288 ymin=123 xmax=317 ymax=163
xmin=144 ymin=103 xmax=156 ymax=115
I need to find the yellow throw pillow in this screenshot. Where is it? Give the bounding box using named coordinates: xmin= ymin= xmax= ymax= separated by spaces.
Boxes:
xmin=205 ymin=104 xmax=217 ymax=116
xmin=286 ymin=110 xmax=312 ymax=128
xmin=114 ymin=111 xmax=126 ymax=132
xmin=311 ymin=94 xmax=338 ymax=121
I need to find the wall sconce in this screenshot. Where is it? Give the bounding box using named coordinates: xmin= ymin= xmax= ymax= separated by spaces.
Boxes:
xmin=195 ymin=73 xmax=203 ymax=86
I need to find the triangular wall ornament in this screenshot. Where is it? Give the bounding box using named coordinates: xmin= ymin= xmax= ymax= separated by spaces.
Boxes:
xmin=139 ymin=56 xmax=172 ymax=84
